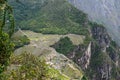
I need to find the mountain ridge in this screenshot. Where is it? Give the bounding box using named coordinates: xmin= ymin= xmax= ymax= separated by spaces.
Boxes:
xmin=7 ymin=0 xmax=120 ymax=80
xmin=68 ymin=0 xmax=120 ymax=46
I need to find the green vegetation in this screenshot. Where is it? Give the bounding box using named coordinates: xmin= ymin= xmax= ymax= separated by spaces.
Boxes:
xmin=89 ymin=22 xmax=104 ymax=29
xmin=8 ymin=0 xmax=120 ymax=80
xmin=12 ymin=35 xmax=30 ymax=49
xmin=10 ymin=0 xmax=89 ymax=35
xmin=84 ymin=36 xmax=92 ymax=46
xmin=0 ymin=32 xmax=14 ymax=73
xmin=86 ymin=25 xmax=120 ymax=80
xmin=110 ymin=41 xmax=117 ymax=48
xmin=81 ymin=76 xmax=88 ymax=80
xmin=91 ymin=52 xmax=108 ymax=69
xmin=52 ymin=37 xmax=75 ymax=55
xmin=0 ymin=53 xmax=69 ymax=80
xmin=1 ymin=1 xmax=15 ymax=37
xmin=0 ymin=0 xmax=14 ymax=74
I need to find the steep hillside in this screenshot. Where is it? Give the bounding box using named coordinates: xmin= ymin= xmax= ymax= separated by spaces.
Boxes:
xmin=53 ymin=23 xmax=120 ymax=80
xmin=13 ymin=30 xmax=86 ymax=80
xmin=8 ymin=0 xmax=120 ymax=80
xmin=0 ymin=53 xmax=70 ymax=80
xmin=11 ymin=30 xmax=30 ymax=49
xmin=68 ymin=0 xmax=120 ymax=45
xmin=9 ymin=0 xmax=89 ymax=35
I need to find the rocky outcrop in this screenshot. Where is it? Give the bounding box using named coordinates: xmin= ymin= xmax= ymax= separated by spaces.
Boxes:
xmin=65 ymin=25 xmax=120 ymax=80
xmin=68 ymin=0 xmax=120 ymax=46
xmin=92 ymin=26 xmax=110 ymax=52
xmin=89 ymin=26 xmax=120 ymax=80
xmin=99 ymin=64 xmax=112 ymax=80
xmin=66 ymin=42 xmax=91 ymax=70
xmin=80 ymin=42 xmax=91 ymax=69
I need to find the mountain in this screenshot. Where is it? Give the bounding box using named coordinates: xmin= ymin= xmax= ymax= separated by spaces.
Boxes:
xmin=52 ymin=24 xmax=120 ymax=80
xmin=12 ymin=30 xmax=86 ymax=80
xmin=68 ymin=0 xmax=120 ymax=45
xmin=9 ymin=0 xmax=89 ymax=35
xmin=7 ymin=0 xmax=120 ymax=80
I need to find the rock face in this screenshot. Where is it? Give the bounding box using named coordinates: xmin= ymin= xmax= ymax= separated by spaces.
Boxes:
xmin=54 ymin=25 xmax=120 ymax=80
xmin=66 ymin=42 xmax=91 ymax=70
xmin=90 ymin=26 xmax=120 ymax=80
xmin=68 ymin=0 xmax=120 ymax=45
xmin=80 ymin=42 xmax=91 ymax=69
xmin=91 ymin=26 xmax=110 ymax=52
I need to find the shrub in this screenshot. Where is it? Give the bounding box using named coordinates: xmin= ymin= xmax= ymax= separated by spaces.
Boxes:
xmin=0 ymin=32 xmax=14 ymax=73
xmin=52 ymin=37 xmax=75 ymax=55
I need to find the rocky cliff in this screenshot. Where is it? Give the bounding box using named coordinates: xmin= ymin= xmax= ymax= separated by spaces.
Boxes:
xmin=8 ymin=0 xmax=120 ymax=80
xmin=90 ymin=24 xmax=120 ymax=80
xmin=53 ymin=23 xmax=120 ymax=80
xmin=68 ymin=0 xmax=120 ymax=45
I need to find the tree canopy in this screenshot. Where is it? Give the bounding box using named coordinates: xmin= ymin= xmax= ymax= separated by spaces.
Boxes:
xmin=0 ymin=0 xmax=14 ymax=73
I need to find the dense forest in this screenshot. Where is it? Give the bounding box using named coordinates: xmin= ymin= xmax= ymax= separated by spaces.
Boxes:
xmin=0 ymin=0 xmax=120 ymax=80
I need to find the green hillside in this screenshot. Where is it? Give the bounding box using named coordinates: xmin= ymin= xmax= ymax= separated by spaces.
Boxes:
xmin=8 ymin=0 xmax=120 ymax=80
xmin=9 ymin=0 xmax=89 ymax=35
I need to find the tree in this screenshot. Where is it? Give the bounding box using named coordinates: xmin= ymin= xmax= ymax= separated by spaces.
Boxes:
xmin=52 ymin=37 xmax=75 ymax=55
xmin=81 ymin=76 xmax=88 ymax=80
xmin=0 ymin=0 xmax=14 ymax=73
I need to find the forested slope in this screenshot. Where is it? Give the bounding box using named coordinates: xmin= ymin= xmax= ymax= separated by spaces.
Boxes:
xmin=8 ymin=0 xmax=120 ymax=80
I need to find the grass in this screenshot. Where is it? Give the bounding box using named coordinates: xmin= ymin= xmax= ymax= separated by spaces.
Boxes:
xmin=20 ymin=30 xmax=84 ymax=46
